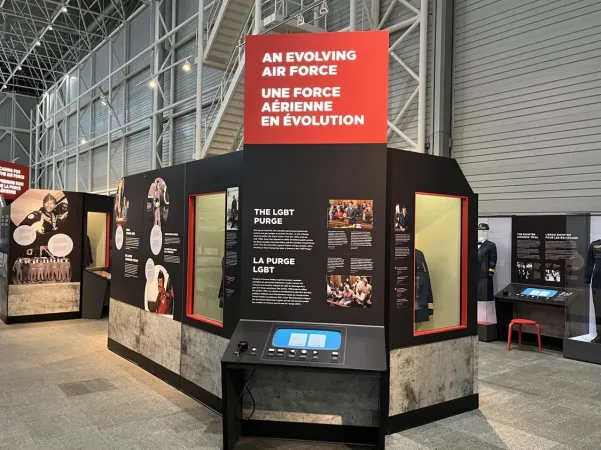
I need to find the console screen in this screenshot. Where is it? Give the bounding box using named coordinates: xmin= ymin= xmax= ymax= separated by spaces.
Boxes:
xmin=272 ymin=329 xmax=342 ymax=350
xmin=520 ymin=287 xmax=558 ymax=298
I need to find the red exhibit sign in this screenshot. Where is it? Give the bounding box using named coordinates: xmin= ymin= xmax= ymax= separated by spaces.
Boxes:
xmin=0 ymin=160 xmax=29 ymax=200
xmin=244 ymin=31 xmax=389 ymax=145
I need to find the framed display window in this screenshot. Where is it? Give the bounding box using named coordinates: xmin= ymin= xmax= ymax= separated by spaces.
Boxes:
xmin=186 ymin=192 xmax=227 ymax=328
xmin=413 ymin=193 xmax=468 ymax=336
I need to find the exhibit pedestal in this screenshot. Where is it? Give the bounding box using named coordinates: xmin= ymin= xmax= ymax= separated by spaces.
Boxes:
xmin=563 ymin=338 xmax=601 ymax=365
xmin=478 ymin=323 xmax=498 ymax=342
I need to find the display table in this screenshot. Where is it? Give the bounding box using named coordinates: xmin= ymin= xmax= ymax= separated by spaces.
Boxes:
xmin=495 ymin=283 xmax=570 ymax=347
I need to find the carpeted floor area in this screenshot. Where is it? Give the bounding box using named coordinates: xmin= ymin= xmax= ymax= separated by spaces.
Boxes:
xmin=1 ymin=318 xmax=600 ymax=449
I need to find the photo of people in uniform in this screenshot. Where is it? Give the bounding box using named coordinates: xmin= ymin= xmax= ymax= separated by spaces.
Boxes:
xmin=517 ymin=261 xmax=533 ymax=280
xmin=545 ymin=265 xmax=561 ymax=282
xmin=394 ymin=203 xmax=410 ymax=232
xmin=145 ymin=265 xmax=174 ymax=317
xmin=12 ymin=256 xmax=72 ymax=284
xmin=11 ymin=190 xmax=68 ymax=234
xmin=226 ymin=187 xmax=239 ymax=231
xmin=327 ymin=199 xmax=373 ymax=230
xmin=115 ymin=177 xmax=128 ymax=225
xmin=327 ymin=275 xmax=372 ymax=308
xmin=147 ymin=178 xmax=169 ymax=228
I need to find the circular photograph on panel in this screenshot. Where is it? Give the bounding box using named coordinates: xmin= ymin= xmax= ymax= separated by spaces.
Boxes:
xmin=146 ymin=178 xmax=169 ymax=228
xmin=150 ymin=224 xmax=162 ymax=255
xmin=144 ymin=264 xmax=174 ymax=318
xmin=47 ymin=233 xmax=74 ymax=257
xmin=13 ymin=225 xmax=36 ymax=246
xmin=115 ymin=225 xmax=124 ymax=250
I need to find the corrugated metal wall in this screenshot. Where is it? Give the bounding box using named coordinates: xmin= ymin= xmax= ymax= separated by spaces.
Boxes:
xmin=36 ymin=0 xmax=434 ymax=192
xmin=453 ymin=0 xmax=601 ymax=215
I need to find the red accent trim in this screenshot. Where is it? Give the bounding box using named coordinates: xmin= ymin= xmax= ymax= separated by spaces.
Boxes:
xmin=185 ymin=192 xmax=225 ymax=328
xmin=415 ymin=325 xmax=467 ymax=336
xmin=105 ymin=213 xmax=111 ymax=267
xmin=186 ymin=194 xmax=195 ymax=319
xmin=413 ymin=193 xmax=469 ymax=337
xmin=461 ymin=197 xmax=468 ymax=328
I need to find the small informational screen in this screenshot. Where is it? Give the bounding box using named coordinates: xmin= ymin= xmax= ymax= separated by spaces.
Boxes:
xmin=521 ymin=287 xmax=558 ymax=298
xmin=273 ymin=328 xmax=342 ymax=350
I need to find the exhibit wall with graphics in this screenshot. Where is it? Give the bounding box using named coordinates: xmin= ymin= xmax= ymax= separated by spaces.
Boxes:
xmin=387 ymin=150 xmax=479 ymax=422
xmin=0 ymin=189 xmax=109 ymax=323
xmin=108 ymin=151 xmax=243 ymax=411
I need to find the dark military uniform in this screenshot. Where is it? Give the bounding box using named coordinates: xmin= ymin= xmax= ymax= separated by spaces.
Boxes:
xmin=397 ymin=213 xmax=410 ymax=231
xmin=415 ymin=248 xmax=433 ymax=323
xmin=584 ymin=239 xmax=601 ymax=342
xmin=477 ymin=240 xmax=497 ymax=302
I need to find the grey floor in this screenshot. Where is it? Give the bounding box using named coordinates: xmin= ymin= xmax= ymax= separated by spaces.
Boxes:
xmin=1 ymin=320 xmax=601 ymax=450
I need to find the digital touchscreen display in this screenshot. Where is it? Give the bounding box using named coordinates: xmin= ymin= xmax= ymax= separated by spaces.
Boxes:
xmin=520 ymin=287 xmax=558 ymax=298
xmin=272 ymin=329 xmax=342 ymax=350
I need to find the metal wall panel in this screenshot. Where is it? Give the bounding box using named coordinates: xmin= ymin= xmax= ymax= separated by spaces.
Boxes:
xmin=172 ymin=111 xmax=195 ymax=165
xmin=129 ymin=7 xmax=151 ymax=72
xmin=93 ymin=99 xmax=109 ymax=144
xmin=127 ymin=71 xmax=152 ymax=129
xmin=95 ymin=42 xmax=110 ymax=91
xmin=453 ymin=0 xmax=601 ymax=214
xmin=66 ymin=157 xmax=76 ymax=191
xmin=109 ymin=140 xmax=124 ymax=188
xmin=125 ymin=129 xmax=151 ymax=175
xmin=92 ymin=145 xmax=108 ymax=192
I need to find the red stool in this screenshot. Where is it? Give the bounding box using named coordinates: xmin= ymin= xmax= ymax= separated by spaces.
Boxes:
xmin=507 ymin=319 xmax=542 ymax=353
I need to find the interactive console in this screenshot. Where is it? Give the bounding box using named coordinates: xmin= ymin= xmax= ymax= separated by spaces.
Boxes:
xmin=496 ymin=283 xmax=568 ymax=306
xmin=222 ymin=320 xmax=386 ymax=372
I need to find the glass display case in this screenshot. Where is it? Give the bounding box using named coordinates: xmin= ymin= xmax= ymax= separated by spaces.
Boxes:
xmin=187 ymin=192 xmax=227 ymax=327
xmin=476 ymin=217 xmax=512 ymax=341
xmin=564 ymin=215 xmax=601 ymax=364
xmin=413 ymin=193 xmax=465 ymax=335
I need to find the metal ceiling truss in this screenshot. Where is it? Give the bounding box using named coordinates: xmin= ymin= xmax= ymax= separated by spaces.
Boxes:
xmin=0 ymin=0 xmax=137 ymax=95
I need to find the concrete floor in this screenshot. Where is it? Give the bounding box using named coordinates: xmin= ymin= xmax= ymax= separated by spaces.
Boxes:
xmin=1 ymin=319 xmax=601 ymax=449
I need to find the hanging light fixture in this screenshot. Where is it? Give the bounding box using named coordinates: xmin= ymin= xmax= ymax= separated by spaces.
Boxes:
xmin=80 ymin=138 xmax=87 ymax=145
xmin=148 ymin=78 xmax=157 ymax=88
xmin=319 ymin=0 xmax=329 ymax=15
xmin=16 ymin=65 xmax=22 ymax=71
xmin=182 ymin=60 xmax=192 ymax=72
xmin=297 ymin=15 xmax=305 ymax=26
xmin=62 ymin=6 xmax=68 ymax=12
xmin=48 ymin=25 xmax=53 ymax=31
xmin=35 ymin=40 xmax=41 ymax=46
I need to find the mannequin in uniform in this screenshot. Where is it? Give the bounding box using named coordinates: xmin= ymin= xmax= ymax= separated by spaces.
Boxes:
xmin=584 ymin=239 xmax=601 ymax=343
xmin=477 ymin=223 xmax=497 ymax=323
xmin=415 ymin=248 xmax=433 ymax=323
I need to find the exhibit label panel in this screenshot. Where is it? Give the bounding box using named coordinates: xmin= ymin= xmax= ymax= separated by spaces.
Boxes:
xmin=511 ymin=215 xmax=589 ymax=289
xmin=241 ymin=31 xmax=389 ymax=326
xmin=0 ymin=161 xmax=29 ymax=201
xmin=111 ymin=165 xmax=186 ymax=320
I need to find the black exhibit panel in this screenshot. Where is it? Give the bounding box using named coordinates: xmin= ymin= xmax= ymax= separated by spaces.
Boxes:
xmin=110 ymin=165 xmax=186 ymax=321
xmin=8 ymin=190 xmax=85 ymax=284
xmin=241 ymin=143 xmax=387 ymax=327
xmin=387 ymin=150 xmax=479 ymax=350
xmin=495 ymin=214 xmax=590 ymax=346
xmin=184 ymin=151 xmax=243 ymax=338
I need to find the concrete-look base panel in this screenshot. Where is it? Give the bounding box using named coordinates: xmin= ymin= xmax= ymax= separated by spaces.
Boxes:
xmin=108 ymin=298 xmax=141 ymax=352
xmin=139 ymin=309 xmax=182 ymax=375
xmin=242 ymin=371 xmax=380 ymax=427
xmin=7 ymin=282 xmax=80 ymax=316
xmin=389 ymin=336 xmax=478 ymax=416
xmin=180 ymin=324 xmax=228 ymax=398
